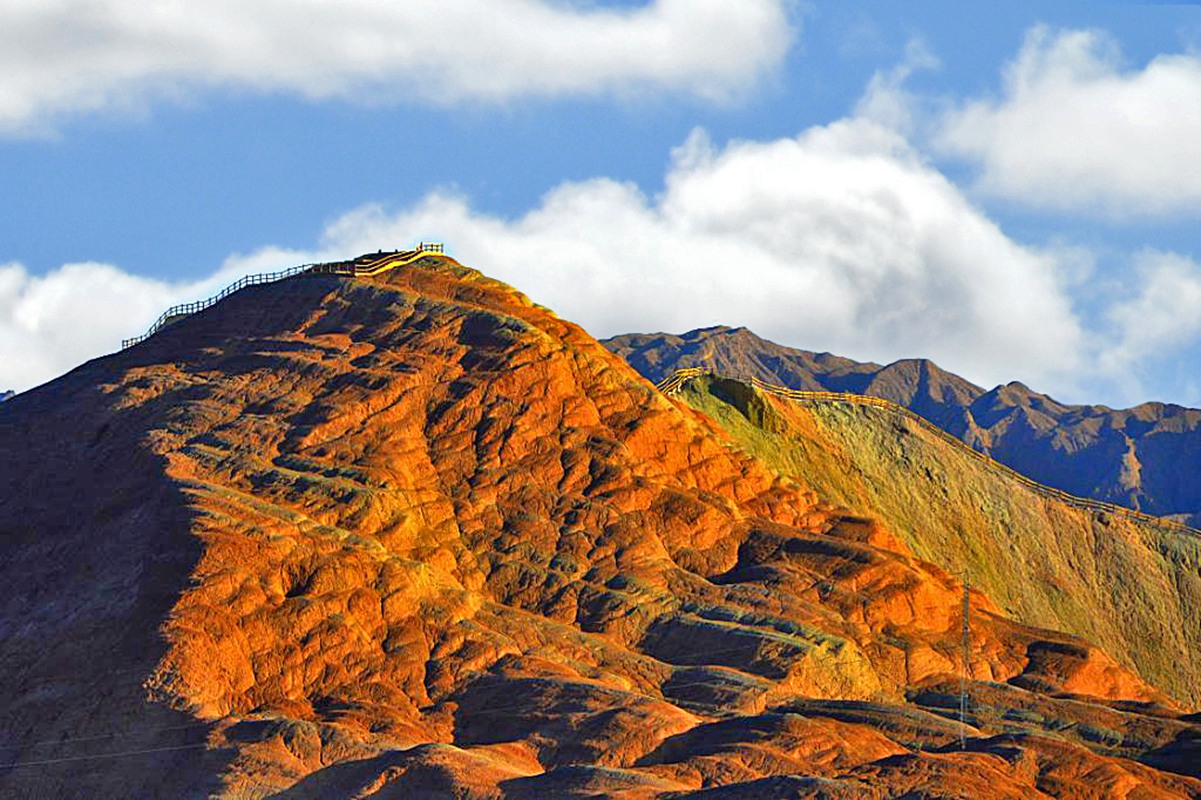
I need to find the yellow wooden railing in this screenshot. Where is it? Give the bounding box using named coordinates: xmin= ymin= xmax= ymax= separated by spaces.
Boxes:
xmin=121 ymin=244 xmax=446 ymax=348
xmin=307 ymin=243 xmax=447 ymax=278
xmin=654 ymin=366 xmax=708 ymax=396
xmin=657 ymin=368 xmax=1201 ymax=539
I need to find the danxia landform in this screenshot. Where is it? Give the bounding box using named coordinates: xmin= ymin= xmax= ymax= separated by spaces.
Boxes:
xmin=1 ymin=254 xmax=1198 ymax=797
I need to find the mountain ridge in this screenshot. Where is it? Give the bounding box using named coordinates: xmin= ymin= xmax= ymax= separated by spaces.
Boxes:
xmin=605 ymin=325 xmax=1201 ymax=525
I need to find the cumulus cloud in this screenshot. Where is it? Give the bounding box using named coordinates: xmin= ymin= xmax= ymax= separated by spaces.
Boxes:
xmin=0 ymin=0 xmax=793 ymax=134
xmin=0 ymin=258 xmax=247 ymax=392
xmin=935 ymin=26 xmax=1201 ymax=216
xmin=9 ymin=115 xmax=1199 ymax=405
xmin=1101 ymin=251 xmax=1201 ymax=380
xmin=299 ymin=120 xmax=1090 ymax=395
xmin=3 ymin=117 xmax=1097 ymax=396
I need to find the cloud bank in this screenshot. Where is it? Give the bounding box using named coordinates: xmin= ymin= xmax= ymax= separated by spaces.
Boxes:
xmin=935 ymin=26 xmax=1201 ymax=217
xmin=5 ymin=116 xmax=1201 ymax=405
xmin=317 ymin=122 xmax=1089 ymax=396
xmin=0 ymin=118 xmax=1096 ymax=396
xmin=0 ymin=0 xmax=793 ymax=134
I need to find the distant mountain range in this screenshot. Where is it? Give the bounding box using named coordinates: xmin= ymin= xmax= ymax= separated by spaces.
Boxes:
xmin=604 ymin=326 xmax=1201 ymax=525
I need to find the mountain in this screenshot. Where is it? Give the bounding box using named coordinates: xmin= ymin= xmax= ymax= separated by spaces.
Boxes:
xmin=675 ymin=373 xmax=1201 ymax=708
xmin=0 ymin=390 xmax=13 ymax=402
xmin=605 ymin=326 xmax=1201 ymax=525
xmin=2 ymin=257 xmax=1199 ymax=797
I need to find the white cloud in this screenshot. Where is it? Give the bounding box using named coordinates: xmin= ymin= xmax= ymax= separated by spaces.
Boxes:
xmin=5 ymin=25 xmax=1199 ymax=407
xmin=4 ymin=118 xmax=1097 ymax=397
xmin=935 ymin=26 xmax=1201 ymax=217
xmin=9 ymin=111 xmax=1199 ymax=406
xmin=0 ymin=259 xmax=246 ymax=392
xmin=0 ymin=0 xmax=794 ymax=134
xmin=854 ymin=38 xmax=939 ymax=134
xmin=1101 ymin=251 xmax=1201 ymax=382
xmin=301 ymin=120 xmax=1090 ymax=396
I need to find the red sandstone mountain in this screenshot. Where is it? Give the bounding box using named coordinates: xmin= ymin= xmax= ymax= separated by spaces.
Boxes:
xmin=605 ymin=326 xmax=1201 ymax=526
xmin=1 ymin=256 xmax=1198 ymax=797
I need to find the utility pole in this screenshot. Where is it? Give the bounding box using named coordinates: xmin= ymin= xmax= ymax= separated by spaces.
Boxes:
xmin=959 ymin=575 xmax=971 ymax=750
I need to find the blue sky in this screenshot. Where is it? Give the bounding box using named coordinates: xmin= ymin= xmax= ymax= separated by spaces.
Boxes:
xmin=2 ymin=1 xmax=1200 ymax=408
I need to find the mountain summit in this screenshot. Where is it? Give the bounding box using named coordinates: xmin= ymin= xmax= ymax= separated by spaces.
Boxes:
xmin=2 ymin=257 xmax=1198 ymax=797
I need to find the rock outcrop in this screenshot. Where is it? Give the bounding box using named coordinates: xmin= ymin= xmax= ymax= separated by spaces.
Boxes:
xmin=1 ymin=257 xmax=1198 ymax=797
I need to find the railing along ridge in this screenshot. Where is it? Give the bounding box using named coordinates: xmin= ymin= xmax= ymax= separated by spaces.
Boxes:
xmin=657 ymin=368 xmax=1201 ymax=539
xmin=121 ymin=244 xmax=446 ymax=349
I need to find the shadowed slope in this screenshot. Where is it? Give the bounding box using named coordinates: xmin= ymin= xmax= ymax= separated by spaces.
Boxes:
xmin=1 ymin=258 xmax=1198 ymax=797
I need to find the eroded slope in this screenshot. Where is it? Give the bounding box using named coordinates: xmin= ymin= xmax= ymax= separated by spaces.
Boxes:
xmin=677 ymin=375 xmax=1201 ymax=709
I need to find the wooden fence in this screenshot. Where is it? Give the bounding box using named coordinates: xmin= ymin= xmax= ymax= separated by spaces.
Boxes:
xmin=121 ymin=244 xmax=445 ymax=348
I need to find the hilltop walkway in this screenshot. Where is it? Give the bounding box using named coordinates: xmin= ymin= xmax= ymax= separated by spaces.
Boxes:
xmin=121 ymin=244 xmax=446 ymax=349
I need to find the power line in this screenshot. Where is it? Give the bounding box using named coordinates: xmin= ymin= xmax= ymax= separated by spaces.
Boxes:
xmin=0 ymin=742 xmax=208 ymax=770
xmin=17 ymin=722 xmax=211 ymax=749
